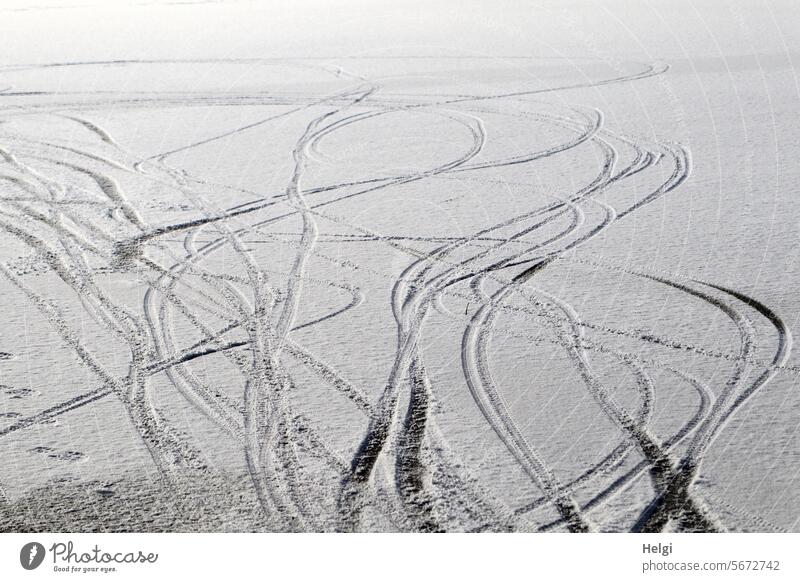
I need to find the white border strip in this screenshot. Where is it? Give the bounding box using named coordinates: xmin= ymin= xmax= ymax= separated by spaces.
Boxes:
xmin=1 ymin=533 xmax=799 ymax=581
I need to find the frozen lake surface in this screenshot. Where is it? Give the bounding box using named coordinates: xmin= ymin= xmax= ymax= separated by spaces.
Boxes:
xmin=0 ymin=0 xmax=799 ymax=532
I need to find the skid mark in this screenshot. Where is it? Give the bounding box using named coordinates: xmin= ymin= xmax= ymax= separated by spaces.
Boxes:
xmin=0 ymin=55 xmax=787 ymax=533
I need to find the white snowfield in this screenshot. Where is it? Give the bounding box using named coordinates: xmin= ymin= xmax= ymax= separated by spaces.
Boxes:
xmin=0 ymin=0 xmax=798 ymax=532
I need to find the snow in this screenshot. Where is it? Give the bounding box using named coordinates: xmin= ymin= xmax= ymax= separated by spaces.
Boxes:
xmin=0 ymin=0 xmax=798 ymax=532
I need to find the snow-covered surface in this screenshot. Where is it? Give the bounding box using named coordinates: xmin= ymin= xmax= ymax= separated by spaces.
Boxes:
xmin=0 ymin=0 xmax=799 ymax=532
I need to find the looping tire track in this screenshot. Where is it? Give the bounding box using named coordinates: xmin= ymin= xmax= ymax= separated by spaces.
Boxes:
xmin=1 ymin=57 xmax=788 ymax=532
